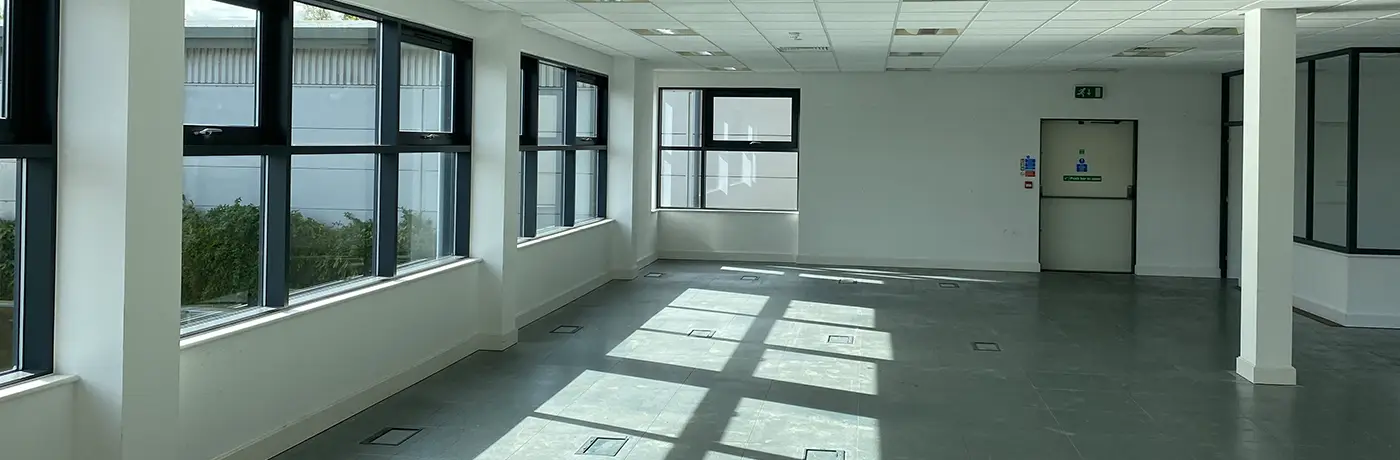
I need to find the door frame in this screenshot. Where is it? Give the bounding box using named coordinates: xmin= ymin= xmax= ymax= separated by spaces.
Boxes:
xmin=1038 ymin=118 xmax=1141 ymax=274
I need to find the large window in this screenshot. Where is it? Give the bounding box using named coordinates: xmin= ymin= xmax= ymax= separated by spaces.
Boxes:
xmin=657 ymin=88 xmax=800 ymax=211
xmin=0 ymin=0 xmax=60 ymax=383
xmin=519 ymin=55 xmax=608 ymax=239
xmin=182 ymin=0 xmax=471 ymax=335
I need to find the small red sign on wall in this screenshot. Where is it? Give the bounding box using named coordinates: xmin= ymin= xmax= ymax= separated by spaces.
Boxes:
xmin=1025 ymin=171 xmax=1036 ymax=178
xmin=1024 ymin=181 xmax=1034 ymax=189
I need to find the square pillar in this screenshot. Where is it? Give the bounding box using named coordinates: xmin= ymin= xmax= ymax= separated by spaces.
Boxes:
xmin=55 ymin=0 xmax=185 ymax=457
xmin=1238 ymin=8 xmax=1297 ymax=385
xmin=470 ymin=11 xmax=523 ymax=349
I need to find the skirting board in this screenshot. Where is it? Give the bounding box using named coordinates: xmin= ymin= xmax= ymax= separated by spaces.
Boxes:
xmin=797 ymin=255 xmax=1040 ymax=273
xmin=218 ymin=334 xmax=492 ymax=460
xmin=660 ymin=250 xmax=797 ymax=263
xmin=1293 ymin=295 xmax=1400 ymax=329
xmin=613 ymin=253 xmax=660 ymax=280
xmin=515 ymin=273 xmax=613 ymax=328
xmin=1134 ymin=265 xmax=1219 ymax=278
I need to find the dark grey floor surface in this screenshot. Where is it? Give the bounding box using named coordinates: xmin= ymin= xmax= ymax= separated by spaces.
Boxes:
xmin=272 ymin=260 xmax=1400 ymax=460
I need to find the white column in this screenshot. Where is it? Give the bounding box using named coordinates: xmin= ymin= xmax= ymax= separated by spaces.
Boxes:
xmin=1238 ymin=8 xmax=1297 ymax=385
xmin=608 ymin=57 xmax=640 ymax=278
xmin=470 ymin=11 xmax=523 ymax=349
xmin=631 ymin=63 xmax=659 ymax=263
xmin=55 ymin=0 xmax=184 ymax=458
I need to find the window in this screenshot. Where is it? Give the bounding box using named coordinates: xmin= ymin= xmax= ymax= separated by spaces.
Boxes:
xmin=519 ymin=56 xmax=608 ymax=239
xmin=658 ymin=88 xmax=800 ymax=211
xmin=182 ymin=0 xmax=471 ymax=335
xmin=0 ymin=0 xmax=59 ymax=383
xmin=1311 ymin=55 xmax=1348 ymax=248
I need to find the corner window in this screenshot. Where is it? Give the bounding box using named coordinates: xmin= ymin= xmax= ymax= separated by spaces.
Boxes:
xmin=519 ymin=56 xmax=608 ymax=239
xmin=182 ymin=0 xmax=471 ymax=335
xmin=658 ymin=88 xmax=800 ymax=211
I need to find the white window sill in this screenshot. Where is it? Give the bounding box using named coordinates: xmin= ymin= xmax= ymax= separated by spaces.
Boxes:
xmin=654 ymin=208 xmax=798 ymax=215
xmin=518 ymin=218 xmax=614 ymax=249
xmin=179 ymin=257 xmax=482 ymax=351
xmin=0 ymin=374 xmax=79 ymax=403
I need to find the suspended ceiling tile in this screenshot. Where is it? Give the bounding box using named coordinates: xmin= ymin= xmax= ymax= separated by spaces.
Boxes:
xmin=899 ymin=1 xmax=988 ymax=13
xmin=673 ymin=13 xmax=750 ymax=22
xmin=1066 ymin=1 xmax=1167 ymax=11
xmin=656 ymin=3 xmax=743 ymax=14
xmin=821 ymin=13 xmax=899 ymax=21
xmin=578 ymin=3 xmax=666 ymax=14
xmin=736 ymin=2 xmax=821 ymax=14
xmin=982 ymin=1 xmax=1075 ymax=11
xmin=976 ymin=11 xmax=1062 ymax=21
xmin=899 ymin=12 xmax=979 ymax=22
xmin=818 ymin=2 xmax=900 ymax=13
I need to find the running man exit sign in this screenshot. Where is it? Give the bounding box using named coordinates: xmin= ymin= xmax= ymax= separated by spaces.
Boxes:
xmin=1075 ymin=86 xmax=1104 ymax=99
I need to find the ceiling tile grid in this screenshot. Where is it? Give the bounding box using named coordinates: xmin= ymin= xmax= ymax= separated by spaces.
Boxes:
xmin=461 ymin=0 xmax=1400 ymax=73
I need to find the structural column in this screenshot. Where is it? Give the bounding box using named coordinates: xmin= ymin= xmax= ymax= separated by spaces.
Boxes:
xmin=54 ymin=0 xmax=185 ymax=458
xmin=1238 ymin=8 xmax=1297 ymax=385
xmin=470 ymin=11 xmax=523 ymax=350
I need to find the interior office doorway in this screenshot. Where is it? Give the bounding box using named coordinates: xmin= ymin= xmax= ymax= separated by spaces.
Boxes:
xmin=1039 ymin=119 xmax=1138 ymax=273
xmin=1226 ymin=124 xmax=1243 ymax=281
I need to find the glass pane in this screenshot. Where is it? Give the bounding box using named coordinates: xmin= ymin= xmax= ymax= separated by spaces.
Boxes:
xmin=1357 ymin=53 xmax=1400 ymax=249
xmin=0 ymin=1 xmax=7 ymax=119
xmin=1228 ymin=74 xmax=1242 ymax=122
xmin=399 ymin=153 xmax=445 ymax=265
xmin=0 ymin=160 xmax=15 ymax=371
xmin=401 ymin=43 xmax=453 ymax=133
xmin=1295 ymin=62 xmax=1309 ymax=238
xmin=291 ymin=154 xmax=375 ymax=292
xmin=659 ymin=149 xmax=698 ymax=208
xmin=712 ymin=97 xmax=793 ymax=143
xmin=661 ymin=90 xmax=701 ymax=147
xmin=181 ymin=156 xmax=264 ymax=329
xmin=1312 ymin=55 xmax=1349 ymax=247
xmin=577 ymin=81 xmax=599 ymax=140
xmin=184 ymin=0 xmax=259 ymax=127
xmin=538 ymin=64 xmax=567 ymax=145
xmin=704 ymin=151 xmax=798 ymax=210
xmin=536 ymin=151 xmax=564 ymax=233
xmin=575 ymin=151 xmax=598 ymax=222
xmin=292 ymin=2 xmax=380 ymax=145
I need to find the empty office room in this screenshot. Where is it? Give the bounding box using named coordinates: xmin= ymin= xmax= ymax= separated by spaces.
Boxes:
xmin=3 ymin=0 xmax=1400 ymax=458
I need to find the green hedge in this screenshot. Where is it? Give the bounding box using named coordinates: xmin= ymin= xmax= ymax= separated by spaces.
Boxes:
xmin=182 ymin=198 xmax=437 ymax=306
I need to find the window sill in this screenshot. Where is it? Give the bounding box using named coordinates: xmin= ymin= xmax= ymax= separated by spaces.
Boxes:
xmin=179 ymin=257 xmax=482 ymax=351
xmin=0 ymin=374 xmax=78 ymax=402
xmin=518 ymin=218 xmax=614 ymax=249
xmin=654 ymin=208 xmax=798 ymax=215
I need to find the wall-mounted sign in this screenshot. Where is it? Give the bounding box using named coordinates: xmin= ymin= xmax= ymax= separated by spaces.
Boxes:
xmin=1075 ymin=86 xmax=1103 ymax=99
xmin=1063 ymin=175 xmax=1102 ymax=182
xmin=1024 ymin=181 xmax=1034 ymax=189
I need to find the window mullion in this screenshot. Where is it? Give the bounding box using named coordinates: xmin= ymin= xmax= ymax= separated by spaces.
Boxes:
xmin=521 ymin=152 xmax=539 ymax=238
xmin=596 ymin=150 xmax=608 ymax=217
xmin=374 ymin=22 xmax=404 ymax=277
xmin=562 ymin=150 xmax=577 ymax=225
xmin=261 ymin=155 xmax=292 ymax=308
xmin=15 ymin=158 xmax=57 ymax=372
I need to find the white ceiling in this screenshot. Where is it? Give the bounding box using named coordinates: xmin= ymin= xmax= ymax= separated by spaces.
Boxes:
xmin=455 ymin=0 xmax=1400 ymax=72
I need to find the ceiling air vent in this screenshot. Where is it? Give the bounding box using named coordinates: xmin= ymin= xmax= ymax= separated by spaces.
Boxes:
xmin=707 ymin=66 xmax=751 ymax=72
xmin=678 ymin=51 xmax=729 ymax=57
xmin=1114 ymin=46 xmax=1193 ymax=58
xmin=631 ymin=28 xmax=699 ymax=36
xmin=777 ymin=46 xmax=831 ymax=53
xmin=1172 ymin=27 xmax=1241 ymax=36
xmin=895 ymin=28 xmax=960 ymax=36
xmin=890 ymin=51 xmax=943 ymax=57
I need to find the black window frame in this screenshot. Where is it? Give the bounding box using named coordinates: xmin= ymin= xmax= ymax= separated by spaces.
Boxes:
xmin=0 ymin=0 xmax=60 ymax=386
xmin=656 ymin=87 xmax=801 ymax=212
xmin=1219 ymin=47 xmax=1400 ymax=279
xmin=519 ymin=55 xmax=608 ymax=239
xmin=181 ymin=0 xmax=473 ymax=336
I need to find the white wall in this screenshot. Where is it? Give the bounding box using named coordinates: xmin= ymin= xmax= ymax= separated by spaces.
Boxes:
xmin=180 ymin=262 xmax=483 ymax=460
xmin=655 ymin=70 xmax=1222 ymax=276
xmin=1294 ymin=243 xmax=1400 ymax=329
xmin=514 ymin=221 xmax=617 ymax=327
xmin=0 ymin=377 xmax=76 ymax=460
xmin=658 ymin=210 xmax=799 ymax=262
xmin=1293 ymin=243 xmax=1350 ymax=324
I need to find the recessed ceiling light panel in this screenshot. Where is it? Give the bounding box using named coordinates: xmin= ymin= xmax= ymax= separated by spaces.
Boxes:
xmin=678 ymin=51 xmax=729 ymax=57
xmin=1171 ymin=27 xmax=1241 ymax=36
xmin=894 ymin=28 xmax=960 ymax=36
xmin=890 ymin=51 xmax=944 ymax=57
xmin=1113 ymin=46 xmax=1193 ymax=58
xmin=777 ymin=46 xmax=832 ymax=53
xmin=708 ymin=66 xmax=751 ymax=72
xmin=631 ymin=28 xmax=699 ymax=36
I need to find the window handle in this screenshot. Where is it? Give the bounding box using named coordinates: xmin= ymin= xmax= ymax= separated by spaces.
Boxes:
xmin=421 ymin=133 xmax=441 ymax=140
xmin=749 ymin=141 xmax=760 ymax=145
xmin=193 ymin=127 xmax=223 ymax=137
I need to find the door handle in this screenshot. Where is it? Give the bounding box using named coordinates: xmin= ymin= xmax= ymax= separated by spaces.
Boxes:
xmin=1126 ymin=185 xmax=1136 ymax=200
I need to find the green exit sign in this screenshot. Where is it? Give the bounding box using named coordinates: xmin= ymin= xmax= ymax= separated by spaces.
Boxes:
xmin=1075 ymin=86 xmax=1104 ymax=99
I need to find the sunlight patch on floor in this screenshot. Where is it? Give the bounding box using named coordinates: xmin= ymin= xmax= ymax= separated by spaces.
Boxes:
xmin=784 ymin=300 xmax=877 ymax=328
xmin=608 ymin=329 xmax=740 ymax=372
xmin=799 ymin=273 xmax=886 ymax=285
xmin=721 ymin=266 xmax=787 ymax=276
xmin=752 ymin=348 xmax=878 ymax=395
xmin=727 ymin=397 xmax=879 ymax=459
xmin=639 ymin=306 xmax=754 ymax=341
xmin=669 ymin=288 xmax=771 ymax=315
xmin=765 ymin=319 xmax=893 ymax=361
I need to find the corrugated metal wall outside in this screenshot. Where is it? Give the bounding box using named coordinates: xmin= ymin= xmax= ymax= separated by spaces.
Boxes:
xmin=186 ymin=47 xmax=445 ymax=86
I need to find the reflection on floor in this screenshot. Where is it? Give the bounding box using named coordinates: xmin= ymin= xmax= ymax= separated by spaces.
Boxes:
xmin=273 ymin=260 xmax=1400 ymax=460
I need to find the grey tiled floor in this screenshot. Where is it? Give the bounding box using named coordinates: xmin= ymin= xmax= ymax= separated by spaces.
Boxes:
xmin=273 ymin=261 xmax=1400 ymax=460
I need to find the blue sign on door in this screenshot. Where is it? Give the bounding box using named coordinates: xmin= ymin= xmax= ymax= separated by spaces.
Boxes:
xmin=1076 ymin=158 xmax=1089 ymax=173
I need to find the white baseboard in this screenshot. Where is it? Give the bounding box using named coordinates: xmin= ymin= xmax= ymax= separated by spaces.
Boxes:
xmin=515 ymin=273 xmax=612 ymax=328
xmin=796 ymin=255 xmax=1041 ymax=273
xmin=659 ymin=250 xmax=797 ymax=263
xmin=1342 ymin=312 xmax=1400 ymax=329
xmin=1293 ymin=294 xmax=1347 ymax=325
xmin=1134 ymin=265 xmax=1219 ymax=278
xmin=219 ymin=334 xmax=490 ymax=460
xmin=636 ymin=253 xmax=658 ymax=269
xmin=612 ymin=254 xmax=660 ymax=280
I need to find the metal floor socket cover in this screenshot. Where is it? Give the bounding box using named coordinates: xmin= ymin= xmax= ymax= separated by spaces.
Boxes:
xmin=972 ymin=341 xmax=1001 ymax=352
xmin=578 ymin=437 xmax=628 ymax=456
xmin=362 ymin=428 xmax=421 ymax=446
xmin=828 ymin=335 xmax=854 ymax=344
xmin=552 ymin=325 xmax=582 ymax=334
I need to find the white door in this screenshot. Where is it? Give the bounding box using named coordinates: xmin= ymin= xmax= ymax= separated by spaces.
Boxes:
xmin=1228 ymin=125 xmax=1243 ymax=280
xmin=1040 ymin=120 xmax=1136 ymax=273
